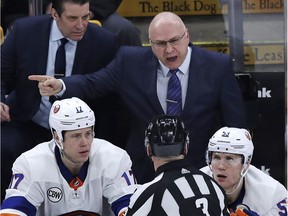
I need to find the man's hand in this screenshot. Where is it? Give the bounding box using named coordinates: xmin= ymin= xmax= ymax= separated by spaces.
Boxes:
xmin=0 ymin=102 xmax=10 ymax=122
xmin=28 ymin=75 xmax=63 ymax=96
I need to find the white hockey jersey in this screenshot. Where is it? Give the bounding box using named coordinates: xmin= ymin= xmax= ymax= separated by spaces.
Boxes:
xmin=201 ymin=165 xmax=287 ymax=216
xmin=0 ymin=139 xmax=139 ymax=216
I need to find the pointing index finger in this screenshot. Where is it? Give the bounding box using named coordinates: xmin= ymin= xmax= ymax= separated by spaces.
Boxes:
xmin=28 ymin=75 xmax=50 ymax=82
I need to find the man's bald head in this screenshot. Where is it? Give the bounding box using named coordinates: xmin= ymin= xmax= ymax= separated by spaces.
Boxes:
xmin=148 ymin=12 xmax=186 ymax=39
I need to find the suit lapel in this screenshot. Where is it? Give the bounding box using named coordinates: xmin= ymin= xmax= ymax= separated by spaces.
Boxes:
xmin=71 ymin=37 xmax=90 ymax=75
xmin=182 ymin=46 xmax=206 ymax=115
xmin=36 ymin=17 xmax=52 ymax=75
xmin=145 ymin=53 xmax=165 ymax=114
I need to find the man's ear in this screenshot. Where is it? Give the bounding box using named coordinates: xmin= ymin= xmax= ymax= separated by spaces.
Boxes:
xmin=183 ymin=134 xmax=189 ymax=155
xmin=240 ymin=163 xmax=250 ymax=177
xmin=145 ymin=143 xmax=152 ymax=157
xmin=51 ymin=8 xmax=59 ymax=20
xmin=144 ymin=137 xmax=152 ymax=157
xmin=146 ymin=145 xmax=152 ymax=157
xmin=52 ymin=130 xmax=60 ymax=141
xmin=183 ymin=143 xmax=189 ymax=155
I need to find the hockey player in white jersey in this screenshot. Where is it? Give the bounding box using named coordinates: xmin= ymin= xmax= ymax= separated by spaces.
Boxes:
xmin=0 ymin=97 xmax=139 ymax=216
xmin=201 ymin=127 xmax=287 ymax=216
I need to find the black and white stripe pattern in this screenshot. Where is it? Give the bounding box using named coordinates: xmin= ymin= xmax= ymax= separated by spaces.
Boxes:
xmin=126 ymin=160 xmax=229 ymax=216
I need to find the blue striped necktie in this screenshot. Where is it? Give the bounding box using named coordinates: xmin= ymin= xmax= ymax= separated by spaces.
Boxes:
xmin=167 ymin=69 xmax=182 ymax=115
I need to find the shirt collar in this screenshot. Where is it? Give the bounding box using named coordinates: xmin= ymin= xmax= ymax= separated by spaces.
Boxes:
xmin=159 ymin=46 xmax=192 ymax=77
xmin=155 ymin=159 xmax=191 ymax=177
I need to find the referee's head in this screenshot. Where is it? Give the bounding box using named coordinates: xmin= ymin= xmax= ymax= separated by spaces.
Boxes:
xmin=144 ymin=115 xmax=189 ymax=159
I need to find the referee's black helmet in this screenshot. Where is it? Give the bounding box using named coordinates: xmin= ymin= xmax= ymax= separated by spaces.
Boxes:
xmin=145 ymin=115 xmax=189 ymax=157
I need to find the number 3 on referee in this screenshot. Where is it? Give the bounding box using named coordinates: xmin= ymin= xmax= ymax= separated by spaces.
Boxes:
xmin=196 ymin=198 xmax=210 ymax=216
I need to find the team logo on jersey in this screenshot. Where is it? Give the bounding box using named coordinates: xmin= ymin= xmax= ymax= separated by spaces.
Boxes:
xmin=47 ymin=187 xmax=63 ymax=203
xmin=69 ymin=177 xmax=83 ymax=190
xmin=53 ymin=104 xmax=61 ymax=113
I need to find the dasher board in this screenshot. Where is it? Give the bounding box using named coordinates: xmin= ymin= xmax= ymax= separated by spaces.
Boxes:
xmin=117 ymin=0 xmax=283 ymax=17
xmin=197 ymin=42 xmax=284 ymax=65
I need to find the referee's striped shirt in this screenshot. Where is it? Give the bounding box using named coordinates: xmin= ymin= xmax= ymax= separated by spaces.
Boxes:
xmin=125 ymin=159 xmax=229 ymax=216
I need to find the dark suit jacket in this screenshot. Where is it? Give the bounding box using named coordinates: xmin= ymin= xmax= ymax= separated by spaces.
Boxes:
xmin=61 ymin=45 xmax=247 ymax=182
xmin=1 ymin=15 xmax=119 ymax=140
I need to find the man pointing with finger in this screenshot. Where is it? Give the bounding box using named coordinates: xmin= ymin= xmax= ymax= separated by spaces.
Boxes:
xmin=1 ymin=0 xmax=119 ymax=201
xmin=29 ymin=12 xmax=247 ymax=187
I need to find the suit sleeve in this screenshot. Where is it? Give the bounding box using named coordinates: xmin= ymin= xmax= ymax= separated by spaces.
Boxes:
xmin=62 ymin=47 xmax=125 ymax=100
